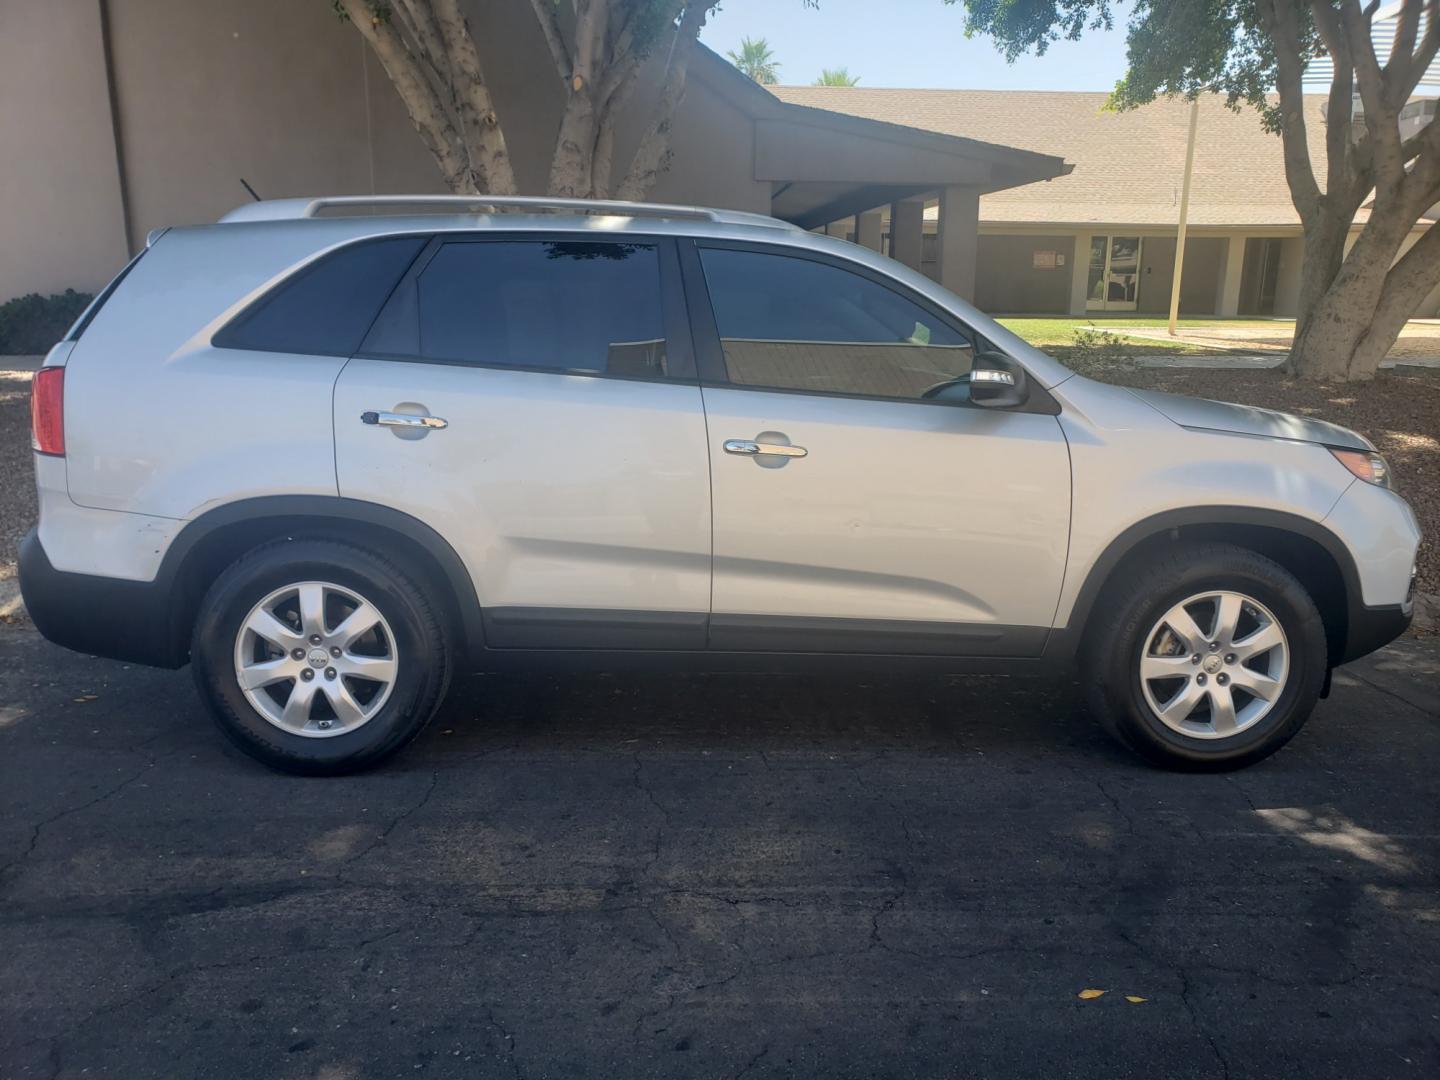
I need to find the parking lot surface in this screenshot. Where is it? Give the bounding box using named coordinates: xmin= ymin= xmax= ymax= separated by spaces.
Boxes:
xmin=2 ymin=627 xmax=1438 ymax=1079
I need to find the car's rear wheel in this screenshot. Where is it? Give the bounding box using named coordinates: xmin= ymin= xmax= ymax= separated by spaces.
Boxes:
xmin=1085 ymin=542 xmax=1326 ymax=770
xmin=191 ymin=539 xmax=450 ymax=774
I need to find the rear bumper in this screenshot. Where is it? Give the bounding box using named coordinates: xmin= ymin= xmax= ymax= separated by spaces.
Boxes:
xmin=18 ymin=530 xmax=185 ymax=668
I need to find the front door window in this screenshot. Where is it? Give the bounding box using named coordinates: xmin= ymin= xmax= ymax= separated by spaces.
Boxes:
xmin=1087 ymin=235 xmax=1142 ymax=311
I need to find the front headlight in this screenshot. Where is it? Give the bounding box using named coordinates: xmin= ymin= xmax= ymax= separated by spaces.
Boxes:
xmin=1330 ymin=447 xmax=1391 ymax=489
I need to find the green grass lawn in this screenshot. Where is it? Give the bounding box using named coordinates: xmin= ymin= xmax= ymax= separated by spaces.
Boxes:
xmin=995 ymin=316 xmax=1290 ymax=353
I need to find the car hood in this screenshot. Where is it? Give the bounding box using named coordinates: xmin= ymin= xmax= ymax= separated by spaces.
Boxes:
xmin=1124 ymin=387 xmax=1373 ymax=452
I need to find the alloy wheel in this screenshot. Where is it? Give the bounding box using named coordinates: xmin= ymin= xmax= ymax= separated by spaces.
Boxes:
xmin=1138 ymin=590 xmax=1289 ymax=740
xmin=232 ymin=581 xmax=399 ymax=738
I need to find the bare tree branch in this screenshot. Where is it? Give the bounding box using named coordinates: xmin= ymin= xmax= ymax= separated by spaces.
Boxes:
xmin=337 ymin=0 xmax=471 ymax=191
xmin=615 ymin=3 xmax=709 ymax=200
xmin=1260 ymin=0 xmax=1323 ymax=219
xmin=396 ymin=0 xmax=454 ymax=88
xmin=1350 ymin=220 xmax=1440 ymax=371
xmin=432 ymin=0 xmax=517 ymax=193
xmin=528 ymin=0 xmax=572 ymax=80
xmin=1311 ymin=1 xmax=1359 ymax=202
xmin=1340 ymin=0 xmax=1409 ymax=187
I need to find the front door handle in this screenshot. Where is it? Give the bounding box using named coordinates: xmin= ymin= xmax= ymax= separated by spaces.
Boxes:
xmin=723 ymin=438 xmax=807 ymax=459
xmin=361 ymin=411 xmax=448 ymax=430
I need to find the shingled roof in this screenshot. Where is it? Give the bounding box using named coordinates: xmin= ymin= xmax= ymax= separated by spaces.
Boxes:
xmin=770 ymin=87 xmax=1329 ymax=229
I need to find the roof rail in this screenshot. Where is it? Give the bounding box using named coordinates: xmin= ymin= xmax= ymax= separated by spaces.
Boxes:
xmin=219 ymin=194 xmax=797 ymax=231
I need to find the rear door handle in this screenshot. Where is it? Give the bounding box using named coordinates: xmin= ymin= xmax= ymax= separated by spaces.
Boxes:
xmin=361 ymin=411 xmax=448 ymax=430
xmin=723 ymin=438 xmax=807 ymax=458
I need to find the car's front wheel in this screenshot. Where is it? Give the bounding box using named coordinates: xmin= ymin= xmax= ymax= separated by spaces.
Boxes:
xmin=1085 ymin=542 xmax=1327 ymax=770
xmin=191 ymin=538 xmax=451 ymax=774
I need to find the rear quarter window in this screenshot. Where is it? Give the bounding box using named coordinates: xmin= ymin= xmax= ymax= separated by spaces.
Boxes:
xmin=213 ymin=236 xmax=426 ymax=357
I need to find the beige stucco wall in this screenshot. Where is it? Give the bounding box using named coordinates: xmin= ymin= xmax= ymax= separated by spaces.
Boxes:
xmin=0 ymin=0 xmax=769 ymax=303
xmin=1136 ymin=237 xmax=1225 ymax=316
xmin=974 ymin=235 xmax=1075 ymax=313
xmin=0 ymin=0 xmax=129 ymax=300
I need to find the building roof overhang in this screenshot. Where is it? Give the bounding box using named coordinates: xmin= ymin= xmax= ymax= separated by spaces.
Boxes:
xmin=689 ymin=47 xmax=1072 ymax=228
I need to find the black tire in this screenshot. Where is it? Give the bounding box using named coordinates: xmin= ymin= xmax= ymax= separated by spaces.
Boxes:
xmin=1083 ymin=541 xmax=1327 ymax=771
xmin=191 ymin=538 xmax=451 ymax=775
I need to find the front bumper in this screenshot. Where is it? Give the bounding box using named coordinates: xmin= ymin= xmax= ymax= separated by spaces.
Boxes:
xmin=1340 ymin=600 xmax=1413 ymax=664
xmin=18 ymin=530 xmax=186 ymax=668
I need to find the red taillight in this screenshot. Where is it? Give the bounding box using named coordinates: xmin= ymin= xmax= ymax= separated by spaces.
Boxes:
xmin=31 ymin=366 xmax=64 ymax=456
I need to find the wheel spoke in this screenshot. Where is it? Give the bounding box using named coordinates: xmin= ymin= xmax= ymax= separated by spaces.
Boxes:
xmin=1161 ymin=604 xmax=1208 ymax=654
xmin=323 ymin=680 xmax=367 ymax=727
xmin=237 ymin=656 xmax=298 ymax=691
xmin=281 ymin=678 xmax=320 ymax=728
xmin=1228 ymin=666 xmax=1283 ymax=701
xmin=244 ymin=608 xmax=304 ymax=651
xmin=1209 ymin=686 xmax=1239 ymax=735
xmin=1157 ymin=679 xmax=1206 ymax=724
xmin=297 ymin=583 xmax=327 ymax=638
xmin=340 ymin=653 xmax=396 ymax=684
xmin=330 ymin=602 xmax=383 ymax=649
xmin=1232 ymin=621 xmax=1284 ymax=662
xmin=1214 ymin=593 xmax=1243 ymax=646
xmin=1141 ymin=653 xmax=1195 ymax=681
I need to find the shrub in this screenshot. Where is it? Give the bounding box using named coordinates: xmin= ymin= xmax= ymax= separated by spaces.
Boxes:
xmin=1060 ymin=325 xmax=1133 ymax=378
xmin=0 ymin=289 xmax=94 ymax=355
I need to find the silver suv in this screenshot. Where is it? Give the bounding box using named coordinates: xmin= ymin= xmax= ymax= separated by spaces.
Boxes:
xmin=21 ymin=196 xmax=1420 ymax=774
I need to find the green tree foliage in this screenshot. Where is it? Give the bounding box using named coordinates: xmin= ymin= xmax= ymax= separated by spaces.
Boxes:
xmin=814 ymin=66 xmax=861 ymax=85
xmin=950 ymin=0 xmax=1440 ymax=381
xmin=728 ymin=36 xmax=782 ymax=83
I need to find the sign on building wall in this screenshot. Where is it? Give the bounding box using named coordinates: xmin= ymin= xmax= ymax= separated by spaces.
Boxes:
xmin=1032 ymin=250 xmax=1064 ymax=270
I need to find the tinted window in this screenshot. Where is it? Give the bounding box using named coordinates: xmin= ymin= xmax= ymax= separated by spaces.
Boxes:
xmin=699 ymin=248 xmax=974 ymax=401
xmin=412 ymin=241 xmax=667 ymax=377
xmin=216 ymin=236 xmax=426 ymax=356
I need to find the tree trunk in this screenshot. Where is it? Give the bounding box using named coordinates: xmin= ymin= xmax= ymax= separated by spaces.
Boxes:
xmin=1289 ymin=204 xmax=1437 ymax=381
xmin=549 ymin=87 xmax=600 ymax=197
xmin=615 ymin=4 xmax=708 ymax=200
xmin=1290 ymin=211 xmax=1350 ymax=346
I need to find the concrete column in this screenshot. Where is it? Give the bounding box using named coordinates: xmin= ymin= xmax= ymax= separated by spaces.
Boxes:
xmin=856 ymin=209 xmax=884 ymax=252
xmin=1217 ymin=235 xmax=1247 ymax=316
xmin=889 ymin=198 xmax=925 ymax=270
xmin=936 ymin=186 xmax=980 ymax=302
xmin=1069 ymin=232 xmax=1094 ymax=315
xmin=1272 ymin=237 xmax=1304 ymax=317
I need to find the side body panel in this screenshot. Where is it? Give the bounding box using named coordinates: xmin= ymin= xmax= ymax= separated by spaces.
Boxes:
xmin=332 ymin=360 xmax=713 ymax=647
xmin=701 ymin=386 xmax=1071 ymax=653
xmin=61 ymin=225 xmax=371 ymax=519
xmin=1052 ymin=377 xmax=1361 ymax=626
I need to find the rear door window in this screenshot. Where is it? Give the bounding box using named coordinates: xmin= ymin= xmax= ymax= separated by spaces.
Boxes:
xmin=401 ymin=240 xmax=670 ymax=378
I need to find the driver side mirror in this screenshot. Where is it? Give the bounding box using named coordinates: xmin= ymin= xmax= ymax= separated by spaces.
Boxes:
xmin=969 ymin=351 xmax=1028 ymax=409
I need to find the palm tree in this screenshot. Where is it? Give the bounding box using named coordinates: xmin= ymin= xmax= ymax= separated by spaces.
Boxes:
xmin=728 ymin=37 xmax=780 ymax=85
xmin=813 ymin=67 xmax=860 ymax=87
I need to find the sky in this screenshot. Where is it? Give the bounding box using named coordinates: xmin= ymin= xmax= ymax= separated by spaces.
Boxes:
xmin=699 ymin=0 xmax=1135 ymax=91
xmin=701 ymin=0 xmax=1440 ymax=94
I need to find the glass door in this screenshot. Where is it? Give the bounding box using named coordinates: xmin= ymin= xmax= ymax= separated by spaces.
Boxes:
xmin=1086 ymin=235 xmax=1142 ymax=311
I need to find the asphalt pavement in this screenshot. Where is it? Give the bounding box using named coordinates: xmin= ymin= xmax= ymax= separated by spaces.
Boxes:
xmin=2 ymin=626 xmax=1438 ymax=1079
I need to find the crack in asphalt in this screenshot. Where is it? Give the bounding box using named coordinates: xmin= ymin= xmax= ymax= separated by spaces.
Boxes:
xmin=1344 ymin=668 xmax=1439 ymax=719
xmin=345 ymin=769 xmax=441 ymax=866
xmin=1177 ymin=965 xmax=1233 ymax=1080
xmin=734 ymin=1041 xmax=772 ymax=1079
xmin=0 ymin=740 xmax=186 ymax=884
xmin=483 ymin=1005 xmax=522 ymax=1080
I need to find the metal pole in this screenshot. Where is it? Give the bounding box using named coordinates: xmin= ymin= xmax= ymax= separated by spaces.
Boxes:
xmin=1168 ymin=97 xmax=1200 ymax=336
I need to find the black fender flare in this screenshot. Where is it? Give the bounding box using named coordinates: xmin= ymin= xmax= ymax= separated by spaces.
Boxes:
xmin=1046 ymin=505 xmax=1364 ymax=664
xmin=159 ymin=495 xmax=486 ymax=664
